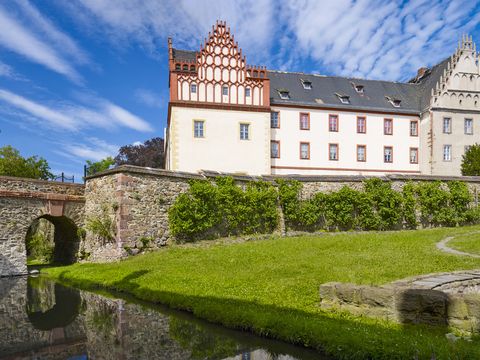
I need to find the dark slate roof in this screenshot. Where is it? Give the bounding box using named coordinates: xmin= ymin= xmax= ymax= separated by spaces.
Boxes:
xmin=268 ymin=71 xmax=422 ymax=114
xmin=171 ymin=46 xmax=451 ymax=114
xmin=172 ymin=48 xmax=197 ymax=61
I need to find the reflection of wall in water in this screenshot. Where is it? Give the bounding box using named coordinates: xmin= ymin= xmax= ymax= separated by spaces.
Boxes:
xmin=0 ymin=277 xmax=87 ymax=359
xmin=82 ymin=293 xmax=193 ymax=360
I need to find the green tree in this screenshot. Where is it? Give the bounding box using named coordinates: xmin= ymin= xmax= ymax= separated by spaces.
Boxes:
xmin=461 ymin=143 xmax=480 ymax=175
xmin=0 ymin=146 xmax=53 ymax=180
xmin=86 ymin=157 xmax=115 ymax=176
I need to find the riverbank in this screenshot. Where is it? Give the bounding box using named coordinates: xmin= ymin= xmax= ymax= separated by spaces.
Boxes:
xmin=45 ymin=226 xmax=480 ymax=359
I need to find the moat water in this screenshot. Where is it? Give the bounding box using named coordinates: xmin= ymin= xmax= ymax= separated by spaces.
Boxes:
xmin=0 ymin=276 xmax=328 ymax=359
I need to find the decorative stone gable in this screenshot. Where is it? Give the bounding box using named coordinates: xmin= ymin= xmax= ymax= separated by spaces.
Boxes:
xmin=168 ymin=21 xmax=269 ymax=107
xmin=431 ymin=35 xmax=480 ymax=110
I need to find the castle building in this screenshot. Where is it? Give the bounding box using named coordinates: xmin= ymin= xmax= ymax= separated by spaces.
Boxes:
xmin=165 ymin=21 xmax=480 ymax=176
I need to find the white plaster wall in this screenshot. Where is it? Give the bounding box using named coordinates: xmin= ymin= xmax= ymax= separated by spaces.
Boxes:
xmin=168 ymin=106 xmax=270 ymax=175
xmin=270 ymin=107 xmax=420 ymax=175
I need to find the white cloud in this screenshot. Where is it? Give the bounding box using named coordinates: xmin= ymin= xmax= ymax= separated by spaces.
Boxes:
xmin=61 ymin=0 xmax=275 ymax=63
xmin=134 ymin=89 xmax=163 ymax=108
xmin=104 ymin=103 xmax=153 ymax=132
xmin=0 ymin=88 xmax=153 ymax=133
xmin=0 ymin=4 xmax=82 ymax=82
xmin=279 ymin=0 xmax=480 ymax=80
xmin=0 ymin=89 xmax=78 ymax=130
xmin=64 ymin=137 xmax=119 ymax=162
xmin=15 ymin=0 xmax=90 ymax=66
xmin=0 ymin=61 xmax=17 ymax=79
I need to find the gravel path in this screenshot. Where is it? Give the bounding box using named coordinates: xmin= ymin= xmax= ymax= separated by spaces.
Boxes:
xmin=436 ymin=234 xmax=480 ymax=258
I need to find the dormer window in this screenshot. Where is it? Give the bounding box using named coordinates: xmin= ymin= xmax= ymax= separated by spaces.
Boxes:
xmin=301 ymin=80 xmax=312 ymax=90
xmin=335 ymin=93 xmax=350 ymax=104
xmin=278 ymin=89 xmax=290 ymax=100
xmin=351 ymin=82 xmax=364 ymax=93
xmin=386 ymin=96 xmax=401 ymax=108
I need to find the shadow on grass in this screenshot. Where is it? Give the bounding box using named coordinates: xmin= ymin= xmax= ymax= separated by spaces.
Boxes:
xmin=53 ymin=269 xmax=480 ymax=360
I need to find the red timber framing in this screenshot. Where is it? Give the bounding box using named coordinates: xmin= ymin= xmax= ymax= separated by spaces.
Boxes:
xmin=168 ymin=21 xmax=270 ymax=113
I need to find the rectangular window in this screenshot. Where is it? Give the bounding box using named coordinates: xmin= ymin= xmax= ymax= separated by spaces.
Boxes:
xmin=357 ymin=116 xmax=366 ymax=133
xmin=410 ymin=147 xmax=418 ymax=164
xmin=193 ymin=120 xmax=204 ymax=138
xmin=384 ymin=146 xmax=393 ymax=163
xmin=270 ymin=112 xmax=280 ymax=128
xmin=300 ymin=142 xmax=310 ymax=159
xmin=299 ymin=112 xmax=310 ymax=130
xmin=410 ymin=120 xmax=418 ymax=136
xmin=443 ymin=117 xmax=452 ymax=134
xmin=222 ymin=85 xmax=229 ymax=96
xmin=465 ymin=145 xmax=472 ymax=154
xmin=357 ymin=145 xmax=366 ymax=162
xmin=271 ymin=141 xmax=280 ymax=158
xmin=384 ymin=118 xmax=393 ymax=135
xmin=329 ymin=143 xmax=339 ymax=161
xmin=465 ymin=118 xmax=473 ymax=134
xmin=443 ymin=145 xmax=452 ymax=161
xmin=245 ymin=88 xmax=251 ymax=97
xmin=191 ymin=83 xmax=197 ymax=93
xmin=329 ymin=114 xmax=338 ymax=132
xmin=240 ymin=123 xmax=249 ymax=140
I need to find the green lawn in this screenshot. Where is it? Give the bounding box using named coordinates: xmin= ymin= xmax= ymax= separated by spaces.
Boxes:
xmin=45 ymin=226 xmax=480 ymax=359
xmin=449 ymin=231 xmax=480 ymax=256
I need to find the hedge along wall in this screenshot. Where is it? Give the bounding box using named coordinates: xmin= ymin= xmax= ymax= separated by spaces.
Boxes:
xmin=84 ymin=165 xmax=480 ymax=261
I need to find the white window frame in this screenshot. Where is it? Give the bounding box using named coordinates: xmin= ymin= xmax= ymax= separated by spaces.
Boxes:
xmin=329 ymin=144 xmax=338 ymax=161
xmin=271 ymin=141 xmax=280 ymax=158
xmin=357 ymin=145 xmax=366 ymax=162
xmin=193 ymin=120 xmax=204 ymax=138
xmin=240 ymin=123 xmax=249 ymax=140
xmin=443 ymin=117 xmax=452 ymax=134
xmin=465 ymin=118 xmax=473 ymax=135
xmin=191 ymin=83 xmax=197 ymax=93
xmin=443 ymin=145 xmax=452 ymax=161
xmin=245 ymin=87 xmax=251 ymax=97
xmin=409 ymin=148 xmax=418 ymax=164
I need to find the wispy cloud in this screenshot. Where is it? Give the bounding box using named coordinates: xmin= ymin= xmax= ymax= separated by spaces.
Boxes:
xmin=0 ymin=89 xmax=78 ymax=130
xmin=134 ymin=89 xmax=163 ymax=108
xmin=279 ymin=0 xmax=480 ymax=80
xmin=15 ymin=0 xmax=90 ymax=66
xmin=0 ymin=88 xmax=153 ymax=133
xmin=0 ymin=61 xmax=23 ymax=80
xmin=0 ymin=4 xmax=82 ymax=82
xmin=60 ymin=0 xmax=275 ymax=63
xmin=63 ymin=137 xmax=119 ymax=162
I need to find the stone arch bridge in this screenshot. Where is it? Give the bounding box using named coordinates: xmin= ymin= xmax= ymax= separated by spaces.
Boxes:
xmin=0 ymin=176 xmax=85 ymax=277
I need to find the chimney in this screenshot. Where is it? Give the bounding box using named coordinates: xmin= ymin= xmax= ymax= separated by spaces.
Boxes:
xmin=417 ymin=67 xmax=428 ymax=79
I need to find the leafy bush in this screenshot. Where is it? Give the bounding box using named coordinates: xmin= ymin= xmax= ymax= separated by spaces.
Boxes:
xmin=86 ymin=213 xmax=115 ymax=244
xmin=171 ymin=177 xmax=480 ymax=240
xmin=461 ymin=143 xmax=480 ymax=175
xmin=169 ymin=177 xmax=278 ymax=241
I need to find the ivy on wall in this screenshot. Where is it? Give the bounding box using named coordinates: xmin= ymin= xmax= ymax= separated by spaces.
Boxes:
xmin=168 ymin=177 xmax=278 ymax=241
xmin=169 ymin=177 xmax=480 ymax=241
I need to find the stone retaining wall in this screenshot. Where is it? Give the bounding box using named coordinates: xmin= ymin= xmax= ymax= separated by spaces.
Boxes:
xmin=0 ymin=176 xmax=85 ymax=196
xmin=83 ymin=165 xmax=480 ymax=262
xmin=319 ymin=270 xmax=480 ymax=334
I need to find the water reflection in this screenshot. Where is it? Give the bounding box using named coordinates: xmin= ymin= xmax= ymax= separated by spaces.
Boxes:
xmin=0 ymin=276 xmax=327 ymax=360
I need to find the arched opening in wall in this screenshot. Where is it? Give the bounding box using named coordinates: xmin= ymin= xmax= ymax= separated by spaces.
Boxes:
xmin=25 ymin=215 xmax=80 ymax=266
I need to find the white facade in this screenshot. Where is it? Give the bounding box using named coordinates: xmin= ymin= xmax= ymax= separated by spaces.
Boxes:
xmin=270 ymin=107 xmax=420 ymax=175
xmin=166 ymin=25 xmax=480 ymax=177
xmin=166 ymin=106 xmax=270 ymax=175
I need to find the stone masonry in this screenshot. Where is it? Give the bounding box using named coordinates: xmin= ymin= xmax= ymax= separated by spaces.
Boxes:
xmin=319 ymin=270 xmax=480 ymax=334
xmin=0 ymin=176 xmax=85 ymax=276
xmin=4 ymin=167 xmax=480 ymax=271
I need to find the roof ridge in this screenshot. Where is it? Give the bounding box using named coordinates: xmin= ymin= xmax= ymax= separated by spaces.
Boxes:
xmin=268 ymin=69 xmax=420 ymax=86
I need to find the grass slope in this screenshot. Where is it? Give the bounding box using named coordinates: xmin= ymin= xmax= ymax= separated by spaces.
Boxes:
xmin=46 ymin=226 xmax=480 ymax=359
xmin=449 ymin=231 xmax=480 ymax=256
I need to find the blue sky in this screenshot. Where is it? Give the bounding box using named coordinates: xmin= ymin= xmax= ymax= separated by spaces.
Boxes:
xmin=1 ymin=0 xmax=480 ymax=181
